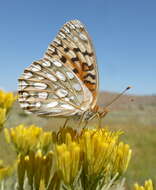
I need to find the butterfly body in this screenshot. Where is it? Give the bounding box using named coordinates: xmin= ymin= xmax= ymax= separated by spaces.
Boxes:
xmin=18 ymin=20 xmax=102 ymax=120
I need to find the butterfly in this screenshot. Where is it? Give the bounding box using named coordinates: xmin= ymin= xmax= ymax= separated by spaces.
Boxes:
xmin=18 ymin=20 xmax=107 ymax=121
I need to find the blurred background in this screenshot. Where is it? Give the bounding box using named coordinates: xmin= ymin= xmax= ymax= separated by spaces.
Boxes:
xmin=0 ymin=0 xmax=156 ymax=188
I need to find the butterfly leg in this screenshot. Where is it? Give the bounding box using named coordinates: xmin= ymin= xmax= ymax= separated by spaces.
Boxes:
xmin=63 ymin=118 xmax=70 ymax=128
xmin=97 ymin=113 xmax=102 ymax=128
xmin=78 ymin=111 xmax=86 ymax=128
xmin=82 ymin=120 xmax=88 ymax=129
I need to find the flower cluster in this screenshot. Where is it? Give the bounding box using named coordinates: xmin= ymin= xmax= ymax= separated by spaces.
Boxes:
xmin=5 ymin=125 xmax=132 ymax=190
xmin=134 ymin=179 xmax=153 ymax=190
xmin=17 ymin=151 xmax=53 ymax=190
xmin=0 ymin=90 xmax=16 ymax=131
xmin=0 ymin=90 xmax=152 ymax=190
xmin=55 ymin=128 xmax=131 ymax=189
xmin=4 ymin=124 xmax=52 ymax=154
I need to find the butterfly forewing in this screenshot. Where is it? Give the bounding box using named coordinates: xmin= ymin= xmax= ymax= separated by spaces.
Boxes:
xmin=44 ymin=20 xmax=99 ymax=109
xmin=18 ymin=58 xmax=93 ymax=116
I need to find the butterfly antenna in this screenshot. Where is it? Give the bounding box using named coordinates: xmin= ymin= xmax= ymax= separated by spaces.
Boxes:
xmin=103 ymin=86 xmax=132 ymax=110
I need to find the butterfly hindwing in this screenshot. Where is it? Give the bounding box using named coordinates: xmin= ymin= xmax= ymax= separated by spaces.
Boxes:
xmin=18 ymin=58 xmax=93 ymax=116
xmin=44 ymin=20 xmax=99 ymax=109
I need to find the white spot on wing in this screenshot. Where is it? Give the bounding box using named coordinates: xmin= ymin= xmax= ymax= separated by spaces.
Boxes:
xmin=42 ymin=62 xmax=51 ymax=67
xmin=64 ymin=97 xmax=70 ymax=101
xmin=31 ymin=64 xmax=41 ymax=72
xmin=23 ymin=72 xmax=32 ymax=79
xmin=48 ymin=46 xmax=55 ymax=52
xmin=56 ymin=71 xmax=66 ymax=81
xmin=34 ymin=83 xmax=47 ymax=89
xmin=70 ymin=96 xmax=74 ymax=100
xmin=63 ymin=26 xmax=70 ymax=34
xmin=74 ymin=20 xmax=84 ymax=28
xmin=73 ymin=83 xmax=81 ymax=91
xmin=73 ymin=36 xmax=79 ymax=41
xmin=22 ymin=92 xmax=29 ymax=97
xmin=27 ymin=97 xmax=35 ymax=102
xmin=19 ymin=81 xmax=28 ymax=90
xmin=56 ymin=89 xmax=68 ymax=97
xmin=46 ymin=102 xmax=58 ymax=108
xmin=53 ymin=60 xmax=62 ymax=67
xmin=79 ymin=33 xmax=87 ymax=41
xmin=37 ymin=76 xmax=44 ymax=80
xmin=46 ymin=73 xmax=57 ymax=82
xmin=66 ymin=72 xmax=74 ymax=79
xmin=50 ymin=109 xmax=61 ymax=113
xmin=36 ymin=102 xmax=41 ymax=108
xmin=19 ymin=81 xmax=28 ymax=86
xmin=59 ymin=32 xmax=66 ymax=39
xmin=67 ymin=23 xmax=75 ymax=29
xmin=38 ymin=92 xmax=48 ymax=99
xmin=20 ymin=103 xmax=29 ymax=108
xmin=61 ymin=104 xmax=75 ymax=110
xmin=18 ymin=97 xmax=26 ymax=102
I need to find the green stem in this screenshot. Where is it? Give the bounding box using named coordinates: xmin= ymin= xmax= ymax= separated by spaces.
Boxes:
xmin=0 ymin=180 xmax=4 ymax=190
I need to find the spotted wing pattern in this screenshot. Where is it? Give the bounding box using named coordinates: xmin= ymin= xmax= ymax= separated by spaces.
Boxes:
xmin=18 ymin=20 xmax=98 ymax=117
xmin=44 ymin=20 xmax=99 ymax=109
xmin=18 ymin=59 xmax=93 ymax=116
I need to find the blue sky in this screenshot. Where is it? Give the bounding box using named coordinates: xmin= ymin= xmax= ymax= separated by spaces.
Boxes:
xmin=0 ymin=0 xmax=156 ymax=95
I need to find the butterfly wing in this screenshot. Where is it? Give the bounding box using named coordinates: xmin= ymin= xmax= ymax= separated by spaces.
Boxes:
xmin=18 ymin=59 xmax=93 ymax=116
xmin=44 ymin=20 xmax=99 ymax=109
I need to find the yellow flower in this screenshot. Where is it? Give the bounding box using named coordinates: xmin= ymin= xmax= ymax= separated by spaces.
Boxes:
xmin=39 ymin=132 xmax=53 ymax=153
xmin=56 ymin=140 xmax=81 ymax=185
xmin=17 ymin=151 xmax=53 ymax=190
xmin=0 ymin=160 xmax=14 ymax=181
xmin=54 ymin=127 xmax=130 ymax=189
xmin=9 ymin=126 xmax=132 ymax=189
xmin=0 ymin=90 xmax=16 ymax=131
xmin=0 ymin=108 xmax=6 ymax=130
xmin=0 ymin=90 xmax=16 ymax=112
xmin=134 ymin=179 xmax=153 ymax=190
xmin=112 ymin=142 xmax=132 ymax=175
xmin=3 ymin=92 xmax=16 ymax=111
xmin=5 ymin=125 xmax=52 ymax=154
xmin=79 ymin=128 xmax=122 ymax=176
